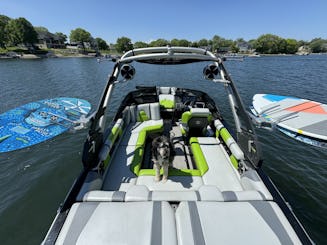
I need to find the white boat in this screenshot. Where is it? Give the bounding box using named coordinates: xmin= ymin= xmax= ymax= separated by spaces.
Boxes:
xmin=42 ymin=47 xmax=313 ymax=244
xmin=222 ymin=53 xmax=244 ymax=61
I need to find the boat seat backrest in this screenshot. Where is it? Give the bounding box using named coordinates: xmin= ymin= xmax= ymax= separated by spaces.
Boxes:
xmin=83 ymin=185 xmax=271 ymax=202
xmin=158 ymin=87 xmax=176 ymax=109
xmin=125 ymin=102 xmax=161 ymax=124
xmin=180 ymin=108 xmax=212 ymax=137
xmin=124 ymin=185 xmax=225 ymax=202
xmin=83 ymin=190 xmax=126 ymax=202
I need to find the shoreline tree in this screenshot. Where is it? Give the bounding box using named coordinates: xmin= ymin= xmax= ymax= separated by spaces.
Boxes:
xmin=95 ymin=37 xmax=109 ymax=50
xmin=116 ymin=37 xmax=133 ymax=53
xmin=69 ymin=28 xmax=92 ymax=53
xmin=0 ymin=15 xmax=11 ymax=47
xmin=5 ymin=17 xmax=37 ymax=47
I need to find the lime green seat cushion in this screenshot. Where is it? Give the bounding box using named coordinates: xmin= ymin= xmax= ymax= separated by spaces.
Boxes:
xmin=137 ymin=137 xmax=208 ymax=177
xmin=130 ymin=122 xmax=208 ymax=177
xmin=138 ymin=168 xmax=201 ymax=176
xmin=130 ymin=122 xmax=164 ymax=175
xmin=189 ymin=137 xmax=209 ymax=175
xmin=159 ymin=99 xmax=175 ymax=109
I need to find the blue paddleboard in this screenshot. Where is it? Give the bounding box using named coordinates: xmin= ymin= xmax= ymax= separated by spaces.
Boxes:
xmin=0 ymin=97 xmax=91 ymax=153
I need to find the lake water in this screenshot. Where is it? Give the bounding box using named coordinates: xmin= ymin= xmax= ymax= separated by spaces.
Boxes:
xmin=0 ymin=55 xmax=326 ymax=244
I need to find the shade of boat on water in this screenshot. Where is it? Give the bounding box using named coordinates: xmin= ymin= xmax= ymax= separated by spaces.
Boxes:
xmin=42 ymin=47 xmax=313 ymax=244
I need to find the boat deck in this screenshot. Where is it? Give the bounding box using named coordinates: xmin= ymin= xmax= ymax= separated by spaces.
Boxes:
xmin=56 ymin=107 xmax=302 ymax=243
xmin=101 ymin=120 xmax=242 ymax=191
xmin=42 ymin=48 xmax=312 ymax=245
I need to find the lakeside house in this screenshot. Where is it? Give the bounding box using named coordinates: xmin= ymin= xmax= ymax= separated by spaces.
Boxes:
xmin=35 ymin=31 xmax=65 ymax=49
xmin=296 ymin=46 xmax=311 ymax=55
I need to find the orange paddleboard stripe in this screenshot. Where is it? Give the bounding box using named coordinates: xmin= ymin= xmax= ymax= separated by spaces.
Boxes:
xmin=286 ymin=101 xmax=327 ymax=114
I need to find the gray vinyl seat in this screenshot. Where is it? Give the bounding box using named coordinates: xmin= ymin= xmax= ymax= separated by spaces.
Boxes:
xmin=175 ymin=201 xmax=301 ymax=245
xmin=55 ymin=201 xmax=177 ymax=245
xmin=180 ymin=108 xmax=212 ymax=137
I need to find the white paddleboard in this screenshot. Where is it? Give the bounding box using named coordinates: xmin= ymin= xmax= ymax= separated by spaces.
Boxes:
xmin=251 ymin=94 xmax=327 ymax=148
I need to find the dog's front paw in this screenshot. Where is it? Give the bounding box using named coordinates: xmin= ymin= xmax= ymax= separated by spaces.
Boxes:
xmin=154 ymin=175 xmax=161 ymax=182
xmin=162 ymin=175 xmax=168 ymax=183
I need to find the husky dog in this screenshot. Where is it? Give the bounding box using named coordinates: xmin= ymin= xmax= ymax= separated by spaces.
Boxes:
xmin=152 ymin=135 xmax=174 ymax=182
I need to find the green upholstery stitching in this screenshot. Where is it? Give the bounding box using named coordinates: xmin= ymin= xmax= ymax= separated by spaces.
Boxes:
xmin=189 ymin=137 xmax=209 ymax=175
xmin=230 ymin=155 xmax=238 ymax=169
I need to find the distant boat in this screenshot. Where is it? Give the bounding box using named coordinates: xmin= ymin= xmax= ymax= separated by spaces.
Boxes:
xmin=248 ymin=53 xmax=261 ymax=57
xmin=222 ymin=53 xmax=244 ymax=61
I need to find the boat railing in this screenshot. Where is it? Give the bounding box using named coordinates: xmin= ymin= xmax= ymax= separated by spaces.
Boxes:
xmin=120 ymin=46 xmax=220 ymax=64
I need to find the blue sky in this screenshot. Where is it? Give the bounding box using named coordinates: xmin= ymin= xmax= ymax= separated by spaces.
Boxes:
xmin=1 ymin=0 xmax=326 ymax=43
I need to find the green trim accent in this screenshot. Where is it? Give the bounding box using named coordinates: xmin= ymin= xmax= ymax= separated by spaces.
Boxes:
xmin=109 ymin=126 xmax=122 ymax=142
xmin=135 ymin=136 xmax=209 ymax=176
xmin=160 ymin=99 xmax=175 ymax=109
xmin=216 ymin=125 xmax=239 ymax=170
xmin=181 ymin=127 xmax=186 ymax=136
xmin=131 ymin=146 xmax=144 ymax=174
xmin=137 ymin=130 xmax=147 ymax=146
xmin=138 ymin=168 xmax=201 ymax=176
xmin=138 ymin=110 xmax=149 ymax=122
xmin=181 ymin=111 xmax=191 ymax=123
xmin=215 ymin=129 xmax=220 ymax=138
xmin=103 ymin=154 xmax=111 ymax=168
xmin=103 ymin=122 xmax=124 ymax=169
xmin=220 ymin=128 xmax=232 ymax=143
xmin=130 ymin=123 xmax=164 ymax=176
xmin=230 ymin=155 xmax=238 ymax=169
xmin=189 ymin=137 xmax=209 ymax=175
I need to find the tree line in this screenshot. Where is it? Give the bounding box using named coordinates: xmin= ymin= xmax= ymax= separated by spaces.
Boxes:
xmin=1 ymin=14 xmax=327 ymax=54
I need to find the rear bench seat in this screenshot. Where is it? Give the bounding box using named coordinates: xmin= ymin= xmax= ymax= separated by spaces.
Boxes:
xmin=63 ymin=186 xmax=295 ymax=245
xmin=175 ymin=201 xmax=301 ymax=245
xmin=55 ymin=201 xmax=177 ymax=245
